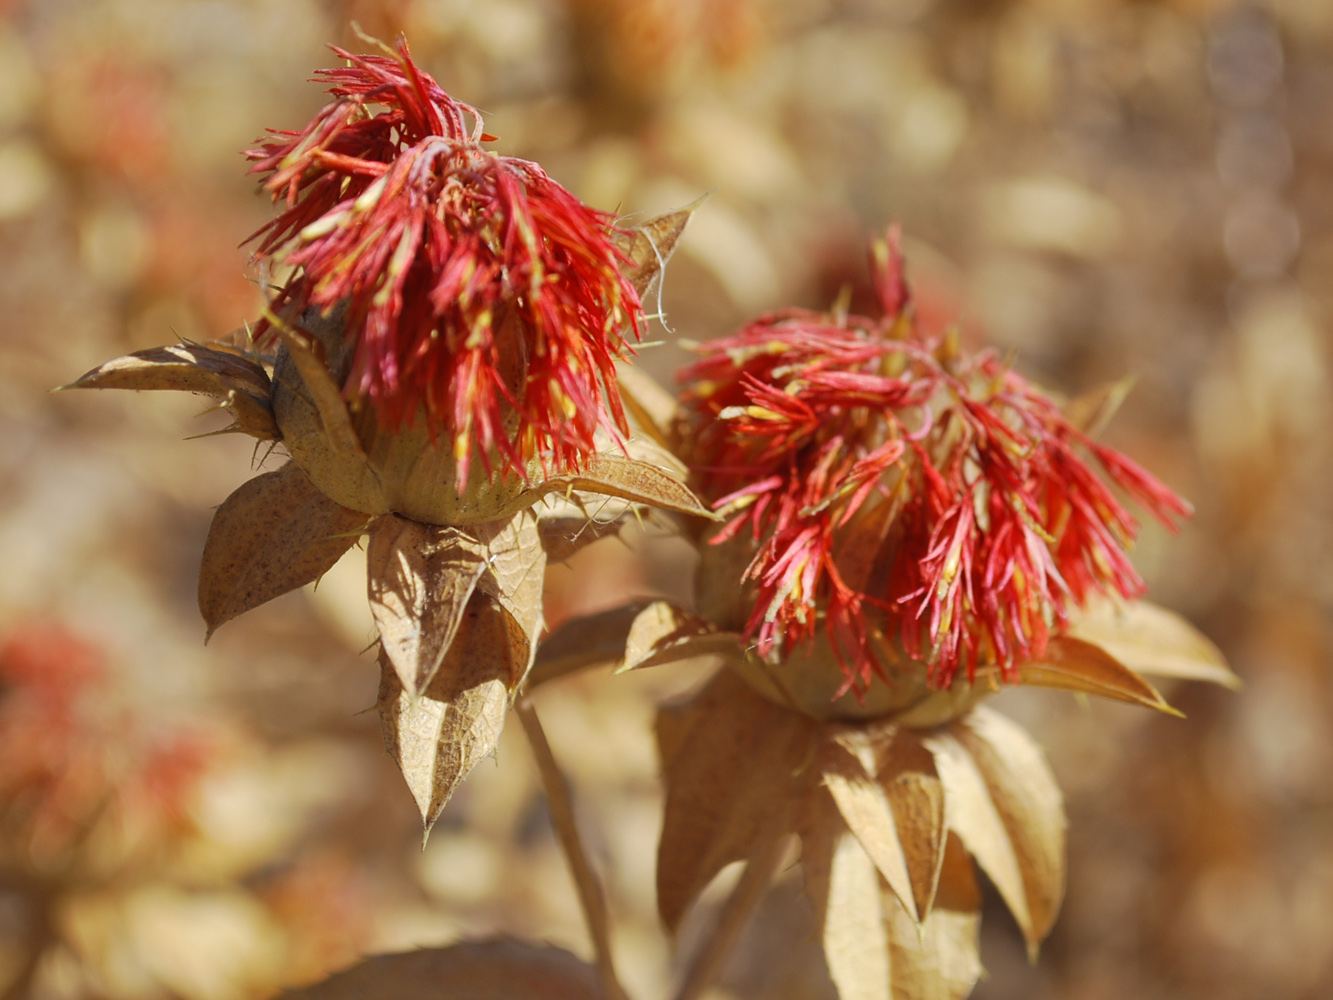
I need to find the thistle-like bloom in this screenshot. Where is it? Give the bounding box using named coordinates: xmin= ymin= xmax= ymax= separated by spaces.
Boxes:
xmin=62 ymin=36 xmax=707 ymax=834
xmin=533 ymin=228 xmax=1235 ymax=1000
xmin=680 ymin=228 xmax=1191 ymax=691
xmin=246 ymin=38 xmax=643 ymax=483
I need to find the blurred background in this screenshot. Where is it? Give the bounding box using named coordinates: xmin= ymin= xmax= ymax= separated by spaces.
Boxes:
xmin=1 ymin=0 xmax=1331 ymax=997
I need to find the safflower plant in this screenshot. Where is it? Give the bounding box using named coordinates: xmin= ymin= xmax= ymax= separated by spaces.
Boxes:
xmin=61 ymin=34 xmax=1235 ymax=1000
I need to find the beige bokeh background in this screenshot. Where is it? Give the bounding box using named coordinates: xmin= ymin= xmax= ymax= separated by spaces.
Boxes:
xmin=1 ymin=0 xmax=1331 ymax=997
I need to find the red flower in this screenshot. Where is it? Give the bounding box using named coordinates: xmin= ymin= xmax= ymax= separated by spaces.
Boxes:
xmin=245 ymin=37 xmax=644 ymax=482
xmin=680 ymin=228 xmax=1191 ymax=692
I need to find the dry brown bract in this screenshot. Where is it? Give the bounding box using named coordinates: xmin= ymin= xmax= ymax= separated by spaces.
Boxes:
xmin=538 ymin=596 xmax=1235 ymax=999
xmin=62 ymin=208 xmax=711 ymax=833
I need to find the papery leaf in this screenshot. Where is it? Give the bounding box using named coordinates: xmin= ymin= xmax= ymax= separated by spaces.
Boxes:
xmin=533 ymin=455 xmax=716 ymax=521
xmin=656 ymin=667 xmax=817 ymax=932
xmin=613 ymin=202 xmax=699 ymax=299
xmin=63 ymin=343 xmax=279 ymax=439
xmin=472 ymin=512 xmax=546 ymax=689
xmin=874 ymin=729 xmax=947 ymax=923
xmin=367 ymin=517 xmax=490 ymax=695
xmin=882 ymin=833 xmax=982 ymax=1000
xmin=528 ymin=602 xmax=652 ymax=687
xmin=1063 ymin=377 xmax=1135 ymax=437
xmin=923 ymin=729 xmax=1034 ymax=949
xmin=1066 ymin=599 xmax=1239 ymax=689
xmin=621 ymin=600 xmax=741 ymax=673
xmin=281 ymin=938 xmax=605 ymax=999
xmin=821 ymin=732 xmax=921 ymax=924
xmin=823 ymin=824 xmax=892 ymax=1000
xmin=615 ymin=363 xmax=682 ymax=452
xmin=954 ymin=706 xmax=1065 ymax=953
xmin=377 ymin=618 xmax=510 ymax=832
xmin=800 ymin=794 xmax=981 ymax=1000
xmin=1013 ymin=636 xmax=1182 ymax=715
xmin=198 ymin=462 xmax=369 ymax=636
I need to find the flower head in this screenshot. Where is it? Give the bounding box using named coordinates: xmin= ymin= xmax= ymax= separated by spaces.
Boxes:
xmin=246 ymin=37 xmax=643 ymax=482
xmin=679 ymin=228 xmax=1191 ymax=692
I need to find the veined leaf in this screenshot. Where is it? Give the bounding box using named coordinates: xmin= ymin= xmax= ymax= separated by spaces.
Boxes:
xmin=655 ymin=668 xmax=816 ymax=932
xmin=62 ymin=342 xmax=278 ymax=439
xmin=923 ymin=728 xmax=1035 ymax=947
xmin=367 ymin=517 xmax=490 ymax=695
xmin=1067 ymin=599 xmax=1239 ymax=689
xmin=954 ymin=707 xmax=1065 ymax=954
xmin=198 ymin=462 xmax=369 ymax=637
xmin=1013 ymin=636 xmax=1183 ymax=715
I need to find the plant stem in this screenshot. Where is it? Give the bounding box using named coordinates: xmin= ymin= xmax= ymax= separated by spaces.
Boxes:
xmin=517 ymin=695 xmax=630 ymax=1000
xmin=673 ymin=827 xmax=787 ymax=1000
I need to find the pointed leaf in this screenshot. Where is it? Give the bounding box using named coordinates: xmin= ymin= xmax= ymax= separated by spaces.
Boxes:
xmin=63 ymin=343 xmax=278 ymax=439
xmin=534 ymin=455 xmax=716 ymax=521
xmin=655 ymin=668 xmax=817 ymax=932
xmin=613 ymin=201 xmax=700 ymax=299
xmin=954 ymin=706 xmax=1065 ymax=951
xmin=529 ymin=602 xmax=654 ymax=687
xmin=1014 ymin=636 xmax=1182 ymax=714
xmin=923 ymin=728 xmax=1035 ymax=947
xmin=198 ymin=462 xmax=369 ymax=636
xmin=377 ymin=616 xmax=510 ymax=832
xmin=875 ymin=729 xmax=947 ymax=923
xmin=472 ymin=512 xmax=547 ymax=688
xmin=823 ymin=826 xmax=892 ymax=1000
xmin=367 ymin=517 xmax=490 ymax=695
xmin=821 ymin=731 xmax=920 ymax=924
xmin=882 ymin=832 xmax=982 ymax=1000
xmin=622 ymin=600 xmax=741 ymax=672
xmin=1067 ymin=599 xmax=1239 ymax=689
xmin=281 ymin=938 xmax=605 ymax=999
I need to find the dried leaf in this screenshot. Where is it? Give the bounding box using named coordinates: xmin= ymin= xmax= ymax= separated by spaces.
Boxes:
xmin=198 ymin=462 xmax=369 ymax=637
xmin=377 ymin=622 xmax=509 ymax=832
xmin=875 ymin=729 xmax=947 ymax=923
xmin=823 ymin=825 xmax=892 ymax=1000
xmin=613 ymin=202 xmax=700 ymax=298
xmin=800 ymin=795 xmax=981 ymax=1000
xmin=821 ymin=732 xmax=921 ymax=924
xmin=63 ymin=343 xmax=278 ymax=439
xmin=656 ymin=668 xmax=817 ymax=932
xmin=1067 ymin=599 xmax=1239 ymax=689
xmin=473 ymin=512 xmax=547 ymax=688
xmin=923 ymin=728 xmax=1033 ymax=948
xmin=622 ymin=600 xmax=741 ymax=672
xmin=1013 ymin=636 xmax=1183 ymax=715
xmin=882 ymin=833 xmax=983 ymax=1000
xmin=529 ymin=602 xmax=654 ymax=687
xmin=1063 ymin=376 xmax=1135 ymax=437
xmin=533 ymin=455 xmax=716 ymax=521
xmin=954 ymin=706 xmax=1065 ymax=953
xmin=281 ymin=938 xmax=604 ymax=999
xmin=367 ymin=517 xmax=491 ymax=695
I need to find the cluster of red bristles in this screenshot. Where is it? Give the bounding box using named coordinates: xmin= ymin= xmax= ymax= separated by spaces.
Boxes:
xmin=680 ymin=230 xmax=1192 ymax=690
xmin=245 ymin=38 xmax=642 ymax=481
